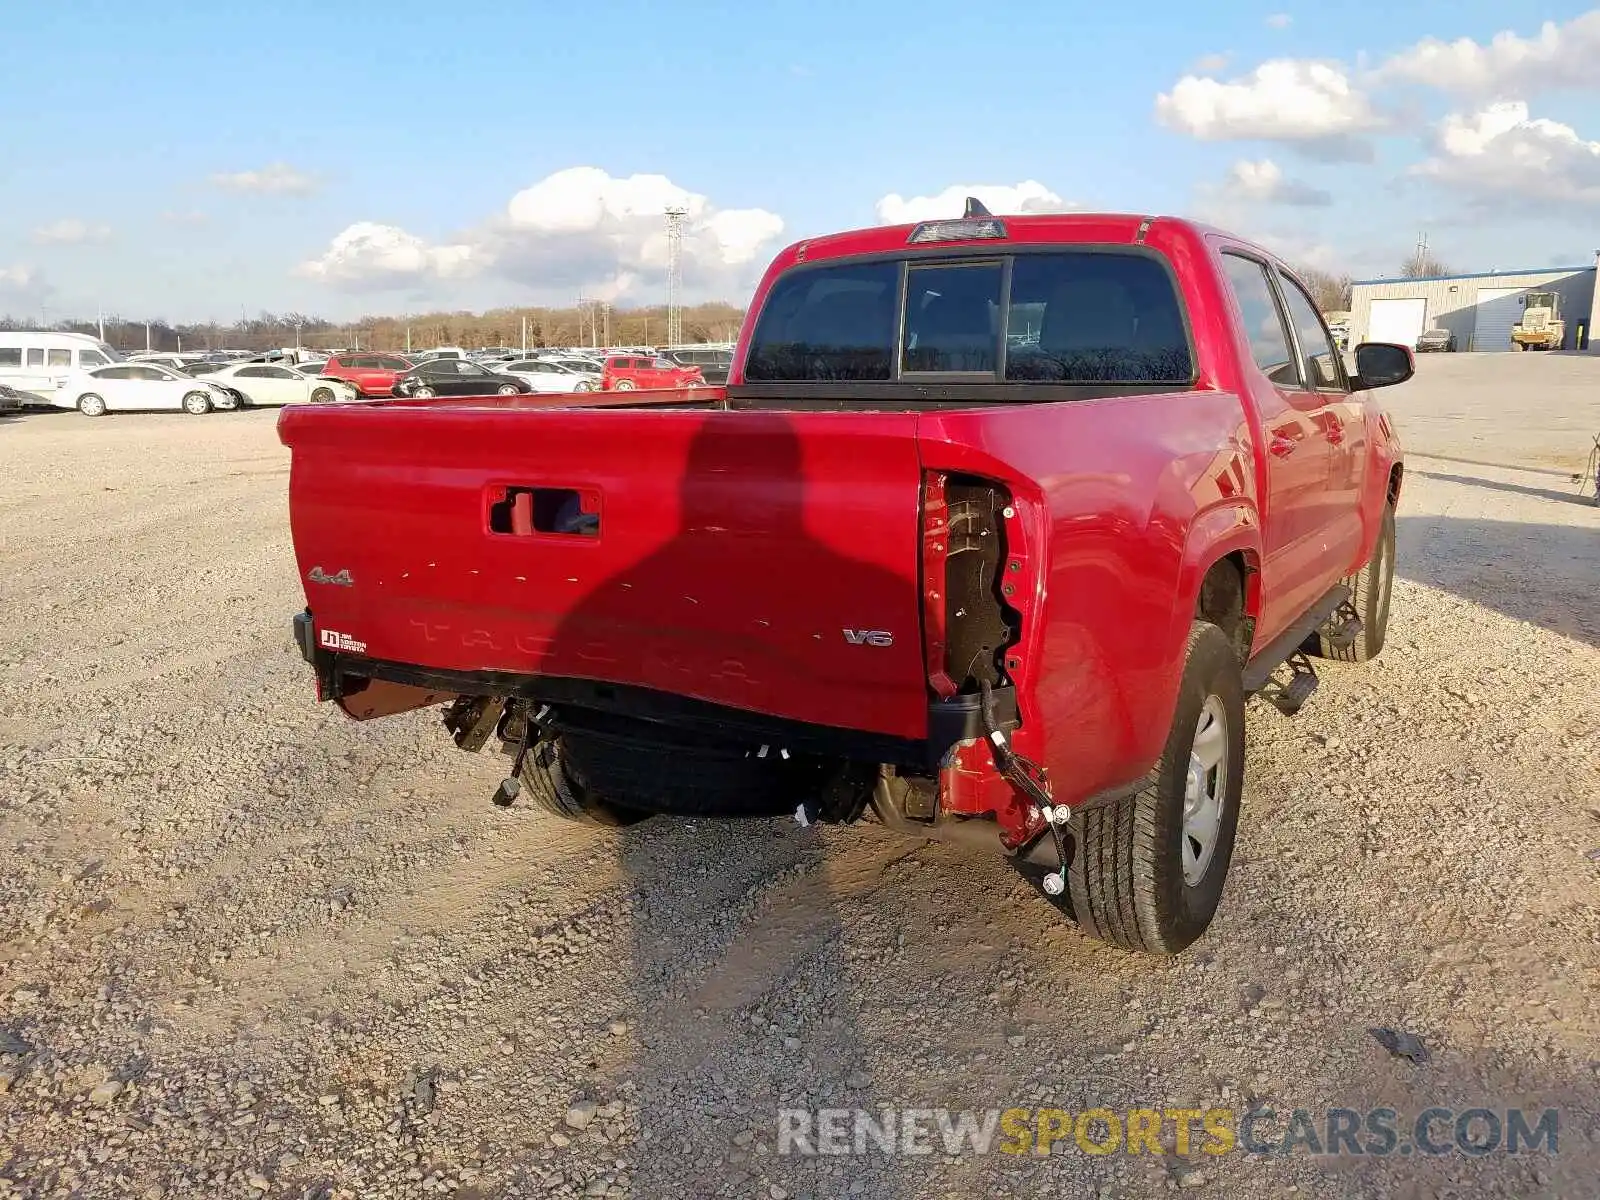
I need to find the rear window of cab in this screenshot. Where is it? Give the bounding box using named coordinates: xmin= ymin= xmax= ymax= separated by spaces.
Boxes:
xmin=743 ymin=250 xmax=1193 ymax=385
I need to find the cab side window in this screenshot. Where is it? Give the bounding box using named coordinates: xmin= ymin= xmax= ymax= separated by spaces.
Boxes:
xmin=1277 ymin=272 xmax=1346 ymax=390
xmin=1221 ymin=254 xmax=1299 ymax=389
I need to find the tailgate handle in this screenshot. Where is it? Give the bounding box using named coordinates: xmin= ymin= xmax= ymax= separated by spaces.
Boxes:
xmin=490 ymin=487 xmax=600 ymax=538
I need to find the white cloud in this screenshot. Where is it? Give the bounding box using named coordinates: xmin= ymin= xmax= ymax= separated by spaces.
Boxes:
xmin=32 ymin=219 xmax=111 ymax=245
xmin=1216 ymin=158 xmax=1332 ymax=206
xmin=1252 ymin=232 xmax=1342 ymax=273
xmin=297 ymin=222 xmax=477 ymax=288
xmin=0 ymin=266 xmax=51 ymax=316
xmin=162 ymin=210 xmax=210 ymax=227
xmin=1379 ymin=12 xmax=1600 ymax=97
xmin=1266 ymin=13 xmax=1292 ymax=29
xmin=1192 ymin=52 xmax=1230 ymax=74
xmin=1156 ymin=59 xmax=1383 ymax=159
xmin=211 ymin=162 xmax=320 ymax=196
xmin=874 ymin=181 xmax=1073 ymax=224
xmin=1412 ymin=101 xmax=1600 ymax=205
xmin=297 ymin=167 xmax=785 ymax=300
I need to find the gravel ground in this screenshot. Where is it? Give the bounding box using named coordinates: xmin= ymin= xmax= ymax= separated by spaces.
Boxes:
xmin=1 ymin=358 xmax=1597 ymax=1200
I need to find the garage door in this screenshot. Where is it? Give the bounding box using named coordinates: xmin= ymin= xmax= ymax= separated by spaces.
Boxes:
xmin=1472 ymin=287 xmax=1525 ymax=352
xmin=1368 ymin=297 xmax=1427 ymax=347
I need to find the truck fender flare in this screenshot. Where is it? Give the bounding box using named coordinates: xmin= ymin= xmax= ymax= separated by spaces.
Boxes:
xmin=1170 ymin=501 xmax=1264 ymax=661
xmin=1357 ymin=433 xmax=1402 ymax=563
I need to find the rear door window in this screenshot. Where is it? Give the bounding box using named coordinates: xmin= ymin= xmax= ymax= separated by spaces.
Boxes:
xmin=744 ymin=252 xmax=1190 ymax=385
xmin=903 ymin=261 xmax=1002 ymax=373
xmin=744 ymin=260 xmax=899 ymax=381
xmin=1005 ymin=254 xmax=1190 ymax=382
xmin=1221 ymin=254 xmax=1299 ymax=388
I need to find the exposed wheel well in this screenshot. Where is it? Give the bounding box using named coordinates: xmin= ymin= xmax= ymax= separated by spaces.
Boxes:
xmin=1387 ymin=463 xmax=1403 ymax=505
xmin=1195 ymin=552 xmax=1255 ymax=665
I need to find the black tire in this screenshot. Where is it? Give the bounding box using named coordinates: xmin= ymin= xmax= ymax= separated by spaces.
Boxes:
xmin=519 ymin=739 xmax=648 ymax=828
xmin=77 ymin=393 xmax=106 ymax=417
xmin=310 ymin=387 xmax=335 ymax=404
xmin=413 ymin=385 xmax=435 ymax=398
xmin=1320 ymin=503 xmax=1394 ymax=662
xmin=1064 ymin=621 xmax=1245 ymax=954
xmin=182 ymin=391 xmax=212 ymax=415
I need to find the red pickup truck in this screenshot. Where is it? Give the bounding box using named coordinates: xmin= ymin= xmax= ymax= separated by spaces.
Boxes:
xmin=279 ymin=205 xmax=1411 ymax=953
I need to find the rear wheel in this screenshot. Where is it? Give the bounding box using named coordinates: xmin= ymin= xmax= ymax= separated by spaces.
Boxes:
xmin=612 ymin=380 xmax=636 ymax=391
xmin=1063 ymin=621 xmax=1245 ymax=954
xmin=519 ymin=739 xmax=649 ymax=828
xmin=1319 ymin=502 xmax=1394 ymax=662
xmin=182 ymin=391 xmax=212 ymax=415
xmin=497 ymin=384 xmax=519 ymax=395
xmin=77 ymin=393 xmax=106 ymax=417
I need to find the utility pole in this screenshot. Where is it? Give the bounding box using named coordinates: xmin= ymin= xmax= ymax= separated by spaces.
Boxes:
xmin=144 ymin=321 xmax=152 ymax=352
xmin=665 ymin=206 xmax=688 ymax=347
xmin=521 ymin=313 xmax=528 ymax=355
xmin=601 ymin=302 xmax=611 ymax=348
xmin=97 ymin=304 xmax=104 ymax=342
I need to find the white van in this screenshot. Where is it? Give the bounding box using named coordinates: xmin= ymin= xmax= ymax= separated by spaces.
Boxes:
xmin=0 ymin=331 xmax=123 ymax=404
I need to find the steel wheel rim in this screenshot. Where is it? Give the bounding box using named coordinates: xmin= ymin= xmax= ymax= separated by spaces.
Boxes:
xmin=1182 ymin=694 xmax=1229 ymax=886
xmin=185 ymin=393 xmax=208 ymax=414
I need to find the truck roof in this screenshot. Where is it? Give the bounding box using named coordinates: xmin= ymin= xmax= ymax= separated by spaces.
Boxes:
xmin=774 ymin=213 xmax=1243 ymax=268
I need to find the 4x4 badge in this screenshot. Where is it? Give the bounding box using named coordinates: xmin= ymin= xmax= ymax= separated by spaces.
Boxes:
xmin=308 ymin=566 xmax=353 ymax=586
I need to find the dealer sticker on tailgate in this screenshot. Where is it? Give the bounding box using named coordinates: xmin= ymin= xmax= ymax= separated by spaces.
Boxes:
xmin=319 ymin=629 xmax=367 ymax=654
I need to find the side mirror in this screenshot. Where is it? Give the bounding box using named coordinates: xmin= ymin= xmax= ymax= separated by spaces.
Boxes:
xmin=1352 ymin=342 xmax=1414 ymax=391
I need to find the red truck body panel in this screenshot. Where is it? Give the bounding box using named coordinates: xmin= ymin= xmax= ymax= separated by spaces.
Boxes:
xmin=280 ymin=212 xmax=1403 ymax=824
xmin=282 ymin=399 xmax=932 ymax=739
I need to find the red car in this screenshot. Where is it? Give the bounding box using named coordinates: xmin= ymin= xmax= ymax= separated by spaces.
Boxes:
xmin=279 ymin=204 xmax=1412 ymax=953
xmin=321 ymin=352 xmax=414 ymax=397
xmin=600 ymin=354 xmax=703 ymax=391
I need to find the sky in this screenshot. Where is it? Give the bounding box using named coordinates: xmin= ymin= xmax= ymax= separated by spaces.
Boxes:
xmin=6 ymin=1 xmax=1600 ymax=324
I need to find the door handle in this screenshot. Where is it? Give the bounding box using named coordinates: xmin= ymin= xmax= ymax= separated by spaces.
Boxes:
xmin=1269 ymin=435 xmax=1296 ymax=457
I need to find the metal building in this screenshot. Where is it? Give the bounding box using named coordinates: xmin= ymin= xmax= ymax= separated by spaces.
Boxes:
xmin=1349 ymin=256 xmax=1599 ymax=352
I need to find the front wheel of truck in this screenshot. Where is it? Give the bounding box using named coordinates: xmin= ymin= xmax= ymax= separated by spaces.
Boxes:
xmin=519 ymin=738 xmax=649 ymax=828
xmin=1065 ymin=621 xmax=1245 ymax=954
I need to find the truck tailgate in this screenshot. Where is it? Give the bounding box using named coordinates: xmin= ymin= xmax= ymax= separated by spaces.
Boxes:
xmin=279 ymin=401 xmax=931 ymax=740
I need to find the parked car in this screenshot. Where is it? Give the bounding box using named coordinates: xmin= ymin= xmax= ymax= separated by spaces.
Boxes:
xmin=600 ymin=354 xmax=704 ymax=391
xmin=660 ymin=346 xmax=733 ymax=385
xmin=322 ymin=352 xmax=415 ymax=397
xmin=1415 ymin=328 xmax=1456 ymax=353
xmin=205 ymin=362 xmax=359 ymax=407
xmin=497 ymin=358 xmax=598 ymax=393
xmin=392 ymin=358 xmax=533 ymax=398
xmin=57 ymin=363 xmax=236 ymax=415
xmin=279 ymin=206 xmax=1411 ymax=955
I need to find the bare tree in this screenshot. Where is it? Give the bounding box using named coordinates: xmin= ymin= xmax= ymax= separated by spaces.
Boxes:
xmin=1295 ymin=266 xmax=1353 ymax=313
xmin=1398 ymin=250 xmax=1450 ymax=279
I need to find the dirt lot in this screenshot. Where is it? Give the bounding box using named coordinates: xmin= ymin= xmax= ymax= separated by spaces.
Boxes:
xmin=1 ymin=354 xmax=1597 ymax=1200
